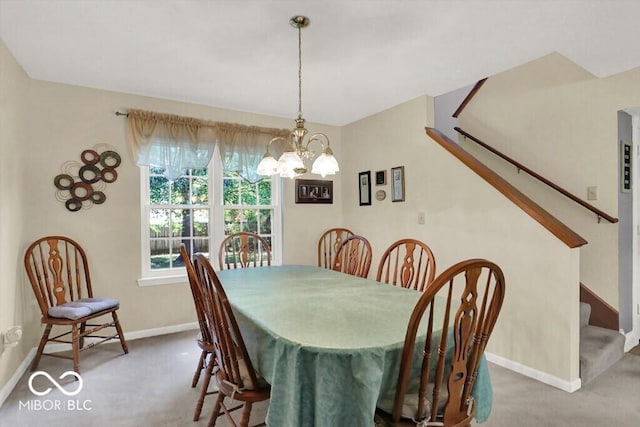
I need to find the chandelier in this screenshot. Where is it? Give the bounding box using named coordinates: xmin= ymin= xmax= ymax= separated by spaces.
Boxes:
xmin=257 ymin=15 xmax=339 ymax=179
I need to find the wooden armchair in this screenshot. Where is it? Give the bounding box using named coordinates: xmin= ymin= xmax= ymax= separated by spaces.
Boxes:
xmin=218 ymin=232 xmax=271 ymax=270
xmin=23 ymin=236 xmax=128 ymax=374
xmin=332 ymin=235 xmax=372 ymax=278
xmin=376 ymin=238 xmax=436 ymax=292
xmin=375 ymin=259 xmax=505 ymax=427
xmin=317 ymin=227 xmax=354 ymax=269
xmin=194 ymin=253 xmax=270 ymax=427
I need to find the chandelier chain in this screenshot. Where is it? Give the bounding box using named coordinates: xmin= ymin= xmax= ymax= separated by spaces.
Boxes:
xmin=297 ymin=23 xmax=303 ymax=119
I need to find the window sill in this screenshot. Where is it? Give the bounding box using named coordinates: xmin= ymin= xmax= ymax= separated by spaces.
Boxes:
xmin=137 ymin=274 xmax=188 ymax=287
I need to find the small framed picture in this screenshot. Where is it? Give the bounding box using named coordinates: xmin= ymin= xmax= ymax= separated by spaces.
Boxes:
xmin=375 ymin=170 xmax=386 ymax=185
xmin=391 ymin=166 xmax=405 ymax=202
xmin=359 ymin=171 xmax=371 ymax=206
xmin=621 ymin=140 xmax=632 ymax=193
xmin=295 ymin=179 xmax=333 ymax=204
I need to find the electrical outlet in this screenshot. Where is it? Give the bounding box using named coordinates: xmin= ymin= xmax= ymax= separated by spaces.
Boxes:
xmin=4 ymin=326 xmax=22 ymax=347
xmin=418 ymin=212 xmax=425 ymax=225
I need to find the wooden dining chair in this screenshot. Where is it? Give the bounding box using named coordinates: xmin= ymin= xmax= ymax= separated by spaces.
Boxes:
xmin=194 ymin=253 xmax=271 ymax=427
xmin=317 ymin=227 xmax=354 ymax=269
xmin=375 ymin=259 xmax=505 ymax=427
xmin=376 ymin=238 xmax=436 ymax=292
xmin=180 ymin=244 xmax=219 ymax=422
xmin=332 ymin=235 xmax=373 ymax=278
xmin=23 ymin=236 xmax=128 ymax=374
xmin=218 ymin=232 xmax=271 ymax=270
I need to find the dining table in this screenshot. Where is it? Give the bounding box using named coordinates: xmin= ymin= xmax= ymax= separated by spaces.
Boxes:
xmin=216 ymin=265 xmax=493 ymax=427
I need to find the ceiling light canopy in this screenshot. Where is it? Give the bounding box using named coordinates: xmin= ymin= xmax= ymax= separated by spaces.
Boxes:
xmin=257 ymin=16 xmax=339 ymax=179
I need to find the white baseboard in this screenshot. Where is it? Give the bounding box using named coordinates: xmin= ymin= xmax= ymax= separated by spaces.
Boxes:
xmin=122 ymin=321 xmax=198 ymax=341
xmin=485 ymin=351 xmax=582 ymax=393
xmin=623 ymin=328 xmax=640 ymax=352
xmin=0 ymin=348 xmax=35 ymax=409
xmin=0 ymin=322 xmax=198 ymax=409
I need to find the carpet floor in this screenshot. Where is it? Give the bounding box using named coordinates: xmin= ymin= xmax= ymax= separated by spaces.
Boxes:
xmin=0 ymin=331 xmax=638 ymax=426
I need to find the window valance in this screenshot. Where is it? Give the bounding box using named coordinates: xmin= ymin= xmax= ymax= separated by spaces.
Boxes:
xmin=127 ymin=109 xmax=290 ymax=182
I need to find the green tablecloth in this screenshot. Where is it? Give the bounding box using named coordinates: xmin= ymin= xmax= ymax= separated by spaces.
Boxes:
xmin=217 ymin=265 xmax=492 ymax=427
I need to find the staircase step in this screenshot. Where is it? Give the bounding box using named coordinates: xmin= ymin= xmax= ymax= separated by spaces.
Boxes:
xmin=580 ymin=302 xmax=591 ymax=328
xmin=579 ymin=325 xmax=624 ymax=385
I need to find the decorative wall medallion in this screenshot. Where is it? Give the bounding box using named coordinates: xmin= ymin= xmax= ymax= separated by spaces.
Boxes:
xmin=54 ymin=144 xmax=121 ymax=212
xmin=375 ymin=189 xmax=386 ymax=201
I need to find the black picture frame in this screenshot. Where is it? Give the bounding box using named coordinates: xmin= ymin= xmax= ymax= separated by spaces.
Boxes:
xmin=375 ymin=170 xmax=386 ymax=185
xmin=621 ymin=140 xmax=632 ymax=193
xmin=295 ymin=179 xmax=333 ymax=204
xmin=359 ymin=171 xmax=372 ymax=206
xmin=391 ymin=166 xmax=405 ymax=202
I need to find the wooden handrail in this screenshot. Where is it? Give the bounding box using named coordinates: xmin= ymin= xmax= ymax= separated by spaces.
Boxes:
xmin=452 ymin=78 xmax=488 ymax=118
xmin=426 ymin=127 xmax=588 ymax=248
xmin=454 ymin=127 xmax=618 ymax=224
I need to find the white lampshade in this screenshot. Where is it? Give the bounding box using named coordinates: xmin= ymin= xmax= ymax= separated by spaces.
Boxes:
xmin=256 ymin=153 xmax=279 ymax=176
xmin=311 ymin=152 xmax=339 ymax=177
xmin=277 ymin=151 xmax=305 ymax=178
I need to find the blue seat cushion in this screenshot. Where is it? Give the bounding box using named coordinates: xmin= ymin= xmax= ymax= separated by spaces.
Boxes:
xmin=48 ymin=297 xmax=120 ymax=320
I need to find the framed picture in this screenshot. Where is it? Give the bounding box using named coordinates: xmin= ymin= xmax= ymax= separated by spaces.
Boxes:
xmin=391 ymin=166 xmax=405 ymax=202
xmin=359 ymin=171 xmax=371 ymax=206
xmin=375 ymin=170 xmax=386 ymax=185
xmin=295 ymin=179 xmax=333 ymax=204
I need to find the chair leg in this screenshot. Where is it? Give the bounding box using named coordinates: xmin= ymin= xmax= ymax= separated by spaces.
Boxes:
xmin=31 ymin=324 xmax=52 ymax=371
xmin=208 ymin=393 xmax=225 ymax=427
xmin=71 ymin=323 xmax=81 ymax=374
xmin=112 ymin=311 xmax=128 ymax=354
xmin=194 ymin=353 xmax=215 ymax=421
xmin=79 ymin=322 xmax=87 ymax=349
xmin=239 ymin=402 xmax=252 ymax=427
xmin=192 ymin=350 xmax=206 ymax=388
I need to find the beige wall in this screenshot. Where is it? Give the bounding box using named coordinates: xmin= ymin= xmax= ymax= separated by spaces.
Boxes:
xmin=458 ymin=53 xmax=640 ymax=309
xmin=0 ymin=40 xmax=30 ymax=395
xmin=5 ymin=42 xmax=633 ymax=394
xmin=0 ymin=41 xmax=342 ymax=395
xmin=341 ymin=95 xmax=581 ymax=383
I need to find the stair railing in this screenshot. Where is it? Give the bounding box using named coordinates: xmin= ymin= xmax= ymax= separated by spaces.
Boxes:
xmin=454 ymin=127 xmax=618 ymax=224
xmin=426 ymin=127 xmax=588 ymax=248
xmin=452 ymin=78 xmax=487 ymax=118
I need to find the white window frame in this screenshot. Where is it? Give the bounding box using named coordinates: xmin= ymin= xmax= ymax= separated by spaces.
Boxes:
xmin=137 ymin=148 xmax=282 ymax=286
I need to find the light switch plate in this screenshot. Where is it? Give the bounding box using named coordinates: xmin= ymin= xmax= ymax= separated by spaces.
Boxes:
xmin=587 ymin=186 xmax=598 ymax=201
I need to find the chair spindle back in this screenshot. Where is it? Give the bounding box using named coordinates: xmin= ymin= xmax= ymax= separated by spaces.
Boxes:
xmin=24 ymin=236 xmax=93 ymax=315
xmin=390 ymin=259 xmax=505 ymax=426
xmin=332 ymin=235 xmax=373 ymax=278
xmin=376 ymin=238 xmax=436 ymax=292
xmin=218 ymin=232 xmax=271 ymax=270
xmin=317 ymin=227 xmax=354 ymax=269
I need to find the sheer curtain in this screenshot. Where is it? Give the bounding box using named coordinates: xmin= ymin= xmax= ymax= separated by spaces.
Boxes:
xmin=127 ymin=109 xmax=289 ymax=182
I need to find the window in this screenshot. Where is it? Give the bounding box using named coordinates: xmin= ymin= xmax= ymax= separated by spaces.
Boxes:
xmin=147 ymin=167 xmax=210 ymax=270
xmin=222 ymin=171 xmax=275 ymax=250
xmin=138 ymin=150 xmax=281 ymax=285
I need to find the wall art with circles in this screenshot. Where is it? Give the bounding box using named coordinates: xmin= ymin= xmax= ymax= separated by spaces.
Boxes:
xmin=53 ymin=144 xmax=122 ymax=212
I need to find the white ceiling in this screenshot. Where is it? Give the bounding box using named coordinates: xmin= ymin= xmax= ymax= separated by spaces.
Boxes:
xmin=1 ymin=0 xmax=640 ymax=126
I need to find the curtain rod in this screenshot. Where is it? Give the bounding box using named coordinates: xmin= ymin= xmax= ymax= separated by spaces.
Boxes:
xmin=115 ymin=112 xmax=128 ymax=117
